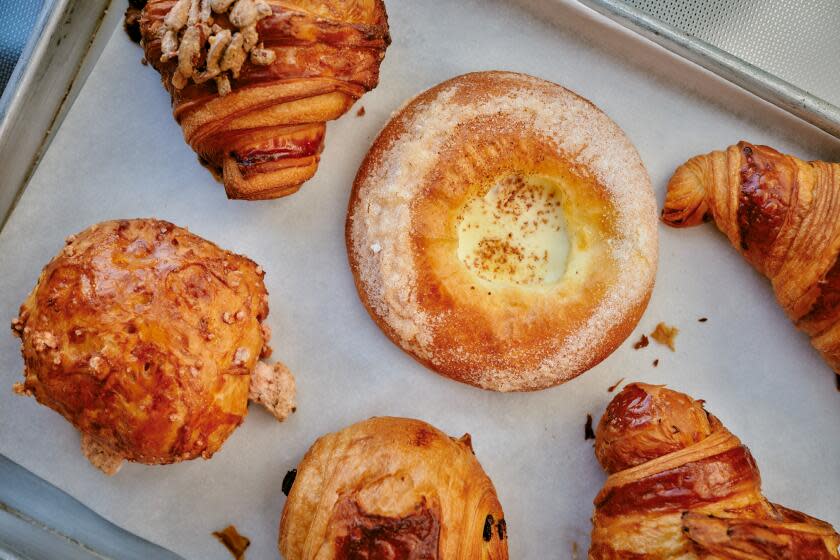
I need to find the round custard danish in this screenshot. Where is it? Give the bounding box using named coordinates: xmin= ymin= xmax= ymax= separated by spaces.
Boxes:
xmin=279 ymin=417 xmax=508 ymax=559
xmin=347 ymin=72 xmax=658 ymax=391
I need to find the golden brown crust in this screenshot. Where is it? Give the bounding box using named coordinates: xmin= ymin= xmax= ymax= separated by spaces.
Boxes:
xmin=590 ymin=383 xmax=840 ymax=559
xmin=663 ymin=142 xmax=840 ymax=375
xmin=11 ymin=219 xmax=271 ymax=466
xmin=279 ymin=417 xmax=508 ymax=559
xmin=140 ymin=0 xmax=389 ymax=200
xmin=347 ymin=71 xmax=657 ymax=391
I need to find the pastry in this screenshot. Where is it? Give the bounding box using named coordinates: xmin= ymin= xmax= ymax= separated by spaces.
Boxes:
xmin=10 ymin=219 xmax=295 ymax=474
xmin=346 ymin=71 xmax=658 ymax=391
xmin=664 ymin=142 xmax=840 ymax=380
xmin=279 ymin=417 xmax=508 ymax=559
xmin=590 ymin=383 xmax=840 ymax=558
xmin=138 ymin=0 xmax=390 ymax=200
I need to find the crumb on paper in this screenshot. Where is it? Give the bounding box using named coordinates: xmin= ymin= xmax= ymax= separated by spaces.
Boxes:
xmin=607 ymin=378 xmax=625 ymax=393
xmin=249 ymin=361 xmax=296 ymax=421
xmin=698 ymin=317 xmax=708 ymax=323
xmin=213 ymin=525 xmax=250 ymax=560
xmin=572 ymin=540 xmax=580 ymax=560
xmin=653 ymin=358 xmax=659 ymax=368
xmin=650 ymin=322 xmax=679 ymax=351
xmin=81 ymin=433 xmax=124 ymax=476
xmin=584 ymin=414 xmax=595 ymax=441
xmin=632 ymin=333 xmax=649 ymax=350
xmin=356 ymin=105 xmax=366 ymax=117
xmin=835 ymin=373 xmax=840 ymax=392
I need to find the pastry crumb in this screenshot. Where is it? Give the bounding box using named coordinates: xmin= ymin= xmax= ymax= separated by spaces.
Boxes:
xmin=650 ymin=322 xmax=679 ymax=351
xmin=81 ymin=433 xmax=124 ymax=476
xmin=356 ymin=106 xmax=366 ymax=117
xmin=607 ymin=378 xmax=625 ymax=393
xmin=12 ymin=382 xmax=30 ymax=396
xmin=653 ymin=358 xmax=659 ymax=367
xmin=698 ymin=317 xmax=708 ymax=323
xmin=632 ymin=333 xmax=649 ymax=350
xmin=213 ymin=525 xmax=250 ymax=560
xmin=249 ymin=361 xmax=296 ymax=421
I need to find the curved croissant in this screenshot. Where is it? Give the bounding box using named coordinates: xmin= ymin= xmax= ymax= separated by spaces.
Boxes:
xmin=140 ymin=0 xmax=390 ymax=200
xmin=279 ymin=417 xmax=508 ymax=559
xmin=590 ymin=383 xmax=840 ymax=558
xmin=663 ymin=142 xmax=840 ymax=378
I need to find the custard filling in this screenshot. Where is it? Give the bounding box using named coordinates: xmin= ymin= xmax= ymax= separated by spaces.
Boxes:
xmin=457 ymin=174 xmax=571 ymax=286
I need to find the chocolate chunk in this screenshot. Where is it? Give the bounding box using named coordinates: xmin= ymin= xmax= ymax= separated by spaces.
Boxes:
xmin=584 ymin=414 xmax=595 ymax=441
xmin=497 ymin=518 xmax=507 ymax=540
xmin=483 ymin=514 xmax=494 ymax=542
xmin=282 ymin=469 xmax=297 ymax=496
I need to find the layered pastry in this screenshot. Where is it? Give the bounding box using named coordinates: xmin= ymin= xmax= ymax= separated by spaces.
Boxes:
xmin=279 ymin=417 xmax=508 ymax=559
xmin=137 ymin=0 xmax=390 ymax=200
xmin=347 ymin=71 xmax=658 ymax=391
xmin=664 ymin=142 xmax=840 ymax=382
xmin=590 ymin=383 xmax=840 ymax=558
xmin=10 ymin=219 xmax=295 ymax=474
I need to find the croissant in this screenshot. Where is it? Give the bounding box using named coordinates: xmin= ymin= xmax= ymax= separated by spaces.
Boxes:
xmin=139 ymin=0 xmax=390 ymax=200
xmin=279 ymin=417 xmax=508 ymax=559
xmin=663 ymin=142 xmax=840 ymax=380
xmin=590 ymin=382 xmax=840 ymax=558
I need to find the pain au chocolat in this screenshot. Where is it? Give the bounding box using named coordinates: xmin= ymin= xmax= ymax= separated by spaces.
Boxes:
xmin=279 ymin=417 xmax=508 ymax=559
xmin=347 ymin=71 xmax=658 ymax=391
xmin=11 ymin=219 xmax=295 ymax=474
xmin=138 ymin=0 xmax=390 ymax=200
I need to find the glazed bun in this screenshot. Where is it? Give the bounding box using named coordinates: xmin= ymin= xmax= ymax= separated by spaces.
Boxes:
xmin=11 ymin=219 xmax=295 ymax=473
xmin=279 ymin=417 xmax=508 ymax=559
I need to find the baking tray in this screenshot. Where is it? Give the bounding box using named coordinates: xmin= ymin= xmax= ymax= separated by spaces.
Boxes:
xmin=580 ymin=0 xmax=840 ymax=139
xmin=0 ymin=0 xmax=839 ymax=558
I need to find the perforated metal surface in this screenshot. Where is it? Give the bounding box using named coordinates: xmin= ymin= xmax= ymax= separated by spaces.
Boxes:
xmin=0 ymin=0 xmax=47 ymax=95
xmin=624 ymin=0 xmax=840 ymax=106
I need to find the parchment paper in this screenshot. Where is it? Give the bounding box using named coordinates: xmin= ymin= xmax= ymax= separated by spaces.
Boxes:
xmin=1 ymin=1 xmax=838 ymax=558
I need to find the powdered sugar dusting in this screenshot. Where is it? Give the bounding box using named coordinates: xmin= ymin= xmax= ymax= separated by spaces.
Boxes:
xmin=348 ymin=72 xmax=657 ymax=390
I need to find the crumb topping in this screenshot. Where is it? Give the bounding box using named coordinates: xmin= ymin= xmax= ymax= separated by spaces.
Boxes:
xmin=158 ymin=0 xmax=276 ymax=95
